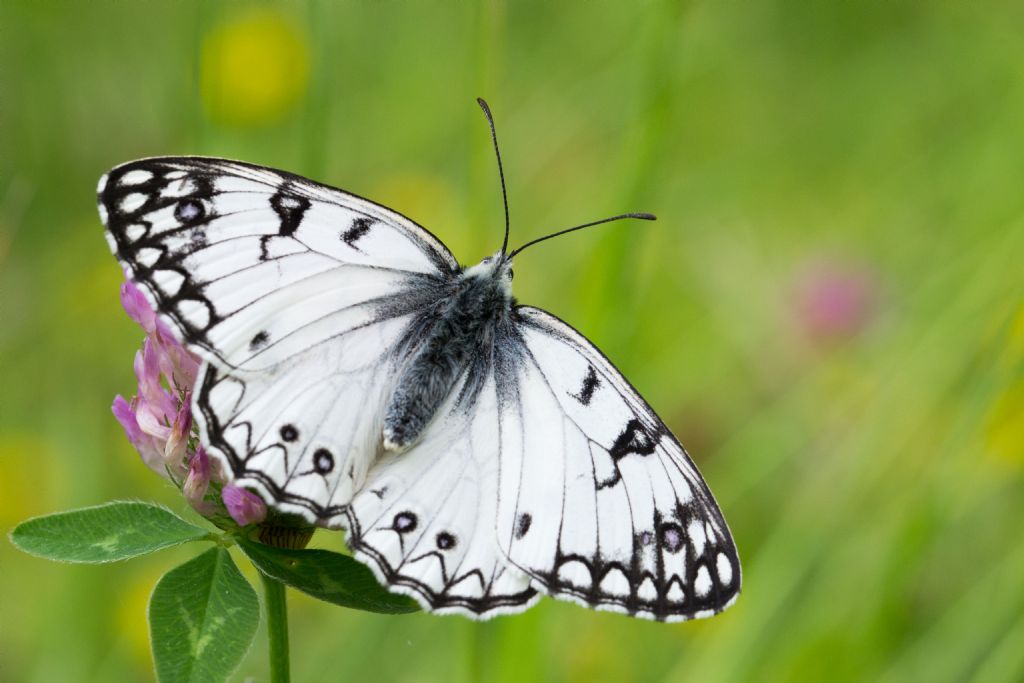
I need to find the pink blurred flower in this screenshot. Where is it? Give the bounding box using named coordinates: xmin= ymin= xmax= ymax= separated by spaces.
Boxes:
xmin=120 ymin=279 xmax=174 ymax=341
xmin=222 ymin=485 xmax=268 ymax=526
xmin=795 ymin=260 xmax=876 ymax=343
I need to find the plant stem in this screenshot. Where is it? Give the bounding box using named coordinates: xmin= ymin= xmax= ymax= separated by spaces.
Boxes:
xmin=261 ymin=572 xmax=290 ymax=683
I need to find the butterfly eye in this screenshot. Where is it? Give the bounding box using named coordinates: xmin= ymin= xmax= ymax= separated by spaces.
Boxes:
xmin=508 ymin=269 xmax=514 ymax=280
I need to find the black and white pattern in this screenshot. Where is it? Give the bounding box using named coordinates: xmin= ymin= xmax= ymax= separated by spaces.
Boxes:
xmin=99 ymin=155 xmax=740 ymax=621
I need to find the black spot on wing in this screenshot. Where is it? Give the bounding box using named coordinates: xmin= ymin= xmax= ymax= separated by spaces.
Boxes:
xmin=597 ymin=418 xmax=661 ymax=489
xmin=249 ymin=330 xmax=269 ymax=351
xmin=659 ymin=523 xmax=684 ymax=553
xmin=341 ymin=216 xmax=374 ymax=249
xmin=514 ymin=513 xmax=532 ymax=539
xmin=436 ymin=532 xmax=457 ymax=550
xmin=393 ymin=511 xmax=417 ymax=533
xmin=313 ymin=448 xmax=334 ymax=474
xmin=571 ymin=364 xmax=600 ymax=405
xmin=270 ymin=187 xmax=311 ymax=237
xmin=279 ymin=424 xmax=299 ymax=442
xmin=609 ymin=419 xmax=658 ymax=462
xmin=175 ymin=198 xmax=206 ymax=224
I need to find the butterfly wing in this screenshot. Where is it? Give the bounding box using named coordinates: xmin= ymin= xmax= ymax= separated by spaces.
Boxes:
xmin=99 ymin=156 xmax=458 ymax=368
xmin=344 ymin=369 xmax=539 ymax=616
xmin=495 ymin=306 xmax=741 ymax=621
xmin=99 ymin=157 xmax=456 ymax=522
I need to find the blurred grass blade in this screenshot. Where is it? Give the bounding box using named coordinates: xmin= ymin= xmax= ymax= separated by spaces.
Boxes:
xmin=9 ymin=501 xmax=210 ymax=563
xmin=238 ymin=537 xmax=420 ymax=614
xmin=149 ymin=547 xmax=259 ymax=683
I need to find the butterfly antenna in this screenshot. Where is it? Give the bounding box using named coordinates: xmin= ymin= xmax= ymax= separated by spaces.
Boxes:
xmin=477 ymin=97 xmax=511 ymax=256
xmin=507 ymin=212 xmax=656 ymax=259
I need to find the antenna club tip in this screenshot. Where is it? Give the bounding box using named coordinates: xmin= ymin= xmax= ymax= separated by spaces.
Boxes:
xmin=476 ymin=97 xmax=491 ymax=114
xmin=634 ymin=212 xmax=657 ymax=221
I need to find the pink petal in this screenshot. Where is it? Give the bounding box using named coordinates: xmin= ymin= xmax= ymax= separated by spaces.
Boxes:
xmin=154 ymin=316 xmax=177 ymax=344
xmin=112 ymin=394 xmax=143 ymax=444
xmin=112 ymin=394 xmax=169 ymax=477
xmin=173 ymin=347 xmax=202 ymax=389
xmin=135 ymin=396 xmax=173 ymax=441
xmin=183 ymin=446 xmax=211 ymax=511
xmin=163 ymin=401 xmax=193 ymax=471
xmin=222 ymin=485 xmax=267 ymax=526
xmin=120 ymin=278 xmax=157 ymax=333
xmin=139 ymin=340 xmax=177 ymax=417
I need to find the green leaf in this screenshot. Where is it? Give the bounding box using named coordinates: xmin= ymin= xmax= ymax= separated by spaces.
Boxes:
xmin=149 ymin=547 xmax=259 ymax=683
xmin=9 ymin=501 xmax=210 ymax=563
xmin=238 ymin=538 xmax=420 ymax=615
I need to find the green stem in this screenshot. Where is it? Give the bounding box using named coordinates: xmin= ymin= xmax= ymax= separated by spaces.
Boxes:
xmin=262 ymin=572 xmax=290 ymax=683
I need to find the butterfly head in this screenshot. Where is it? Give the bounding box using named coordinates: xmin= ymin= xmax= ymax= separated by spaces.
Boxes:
xmin=463 ymin=251 xmax=514 ymax=298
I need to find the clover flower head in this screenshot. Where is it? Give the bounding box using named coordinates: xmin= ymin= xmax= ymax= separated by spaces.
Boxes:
xmin=112 ymin=277 xmax=215 ymax=490
xmin=113 ymin=280 xmax=200 ymax=480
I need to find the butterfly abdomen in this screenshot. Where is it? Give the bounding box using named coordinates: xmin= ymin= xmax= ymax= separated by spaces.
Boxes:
xmin=382 ymin=265 xmax=511 ymax=451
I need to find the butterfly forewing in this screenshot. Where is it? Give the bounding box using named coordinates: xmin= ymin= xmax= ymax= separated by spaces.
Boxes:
xmin=495 ymin=307 xmax=741 ymax=621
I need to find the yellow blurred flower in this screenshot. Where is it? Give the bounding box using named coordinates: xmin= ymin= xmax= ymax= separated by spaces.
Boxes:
xmin=986 ymin=303 xmax=1024 ymax=464
xmin=1008 ymin=301 xmax=1024 ymax=360
xmin=987 ymin=380 xmax=1024 ymax=463
xmin=200 ymin=9 xmax=309 ymax=127
xmin=0 ymin=435 xmax=62 ymax=528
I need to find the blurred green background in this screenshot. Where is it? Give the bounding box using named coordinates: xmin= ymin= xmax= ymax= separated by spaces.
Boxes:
xmin=2 ymin=1 xmax=1022 ymax=681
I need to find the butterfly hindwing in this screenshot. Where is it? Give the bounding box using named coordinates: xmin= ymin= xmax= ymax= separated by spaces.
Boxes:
xmin=495 ymin=306 xmax=741 ymax=621
xmin=344 ymin=371 xmax=539 ymax=616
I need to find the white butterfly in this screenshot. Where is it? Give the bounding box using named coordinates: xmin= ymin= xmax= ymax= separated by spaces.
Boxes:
xmin=98 ymin=100 xmax=740 ymax=622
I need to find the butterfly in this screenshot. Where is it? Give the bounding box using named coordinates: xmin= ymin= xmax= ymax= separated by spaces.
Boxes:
xmin=97 ymin=99 xmax=740 ymax=622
